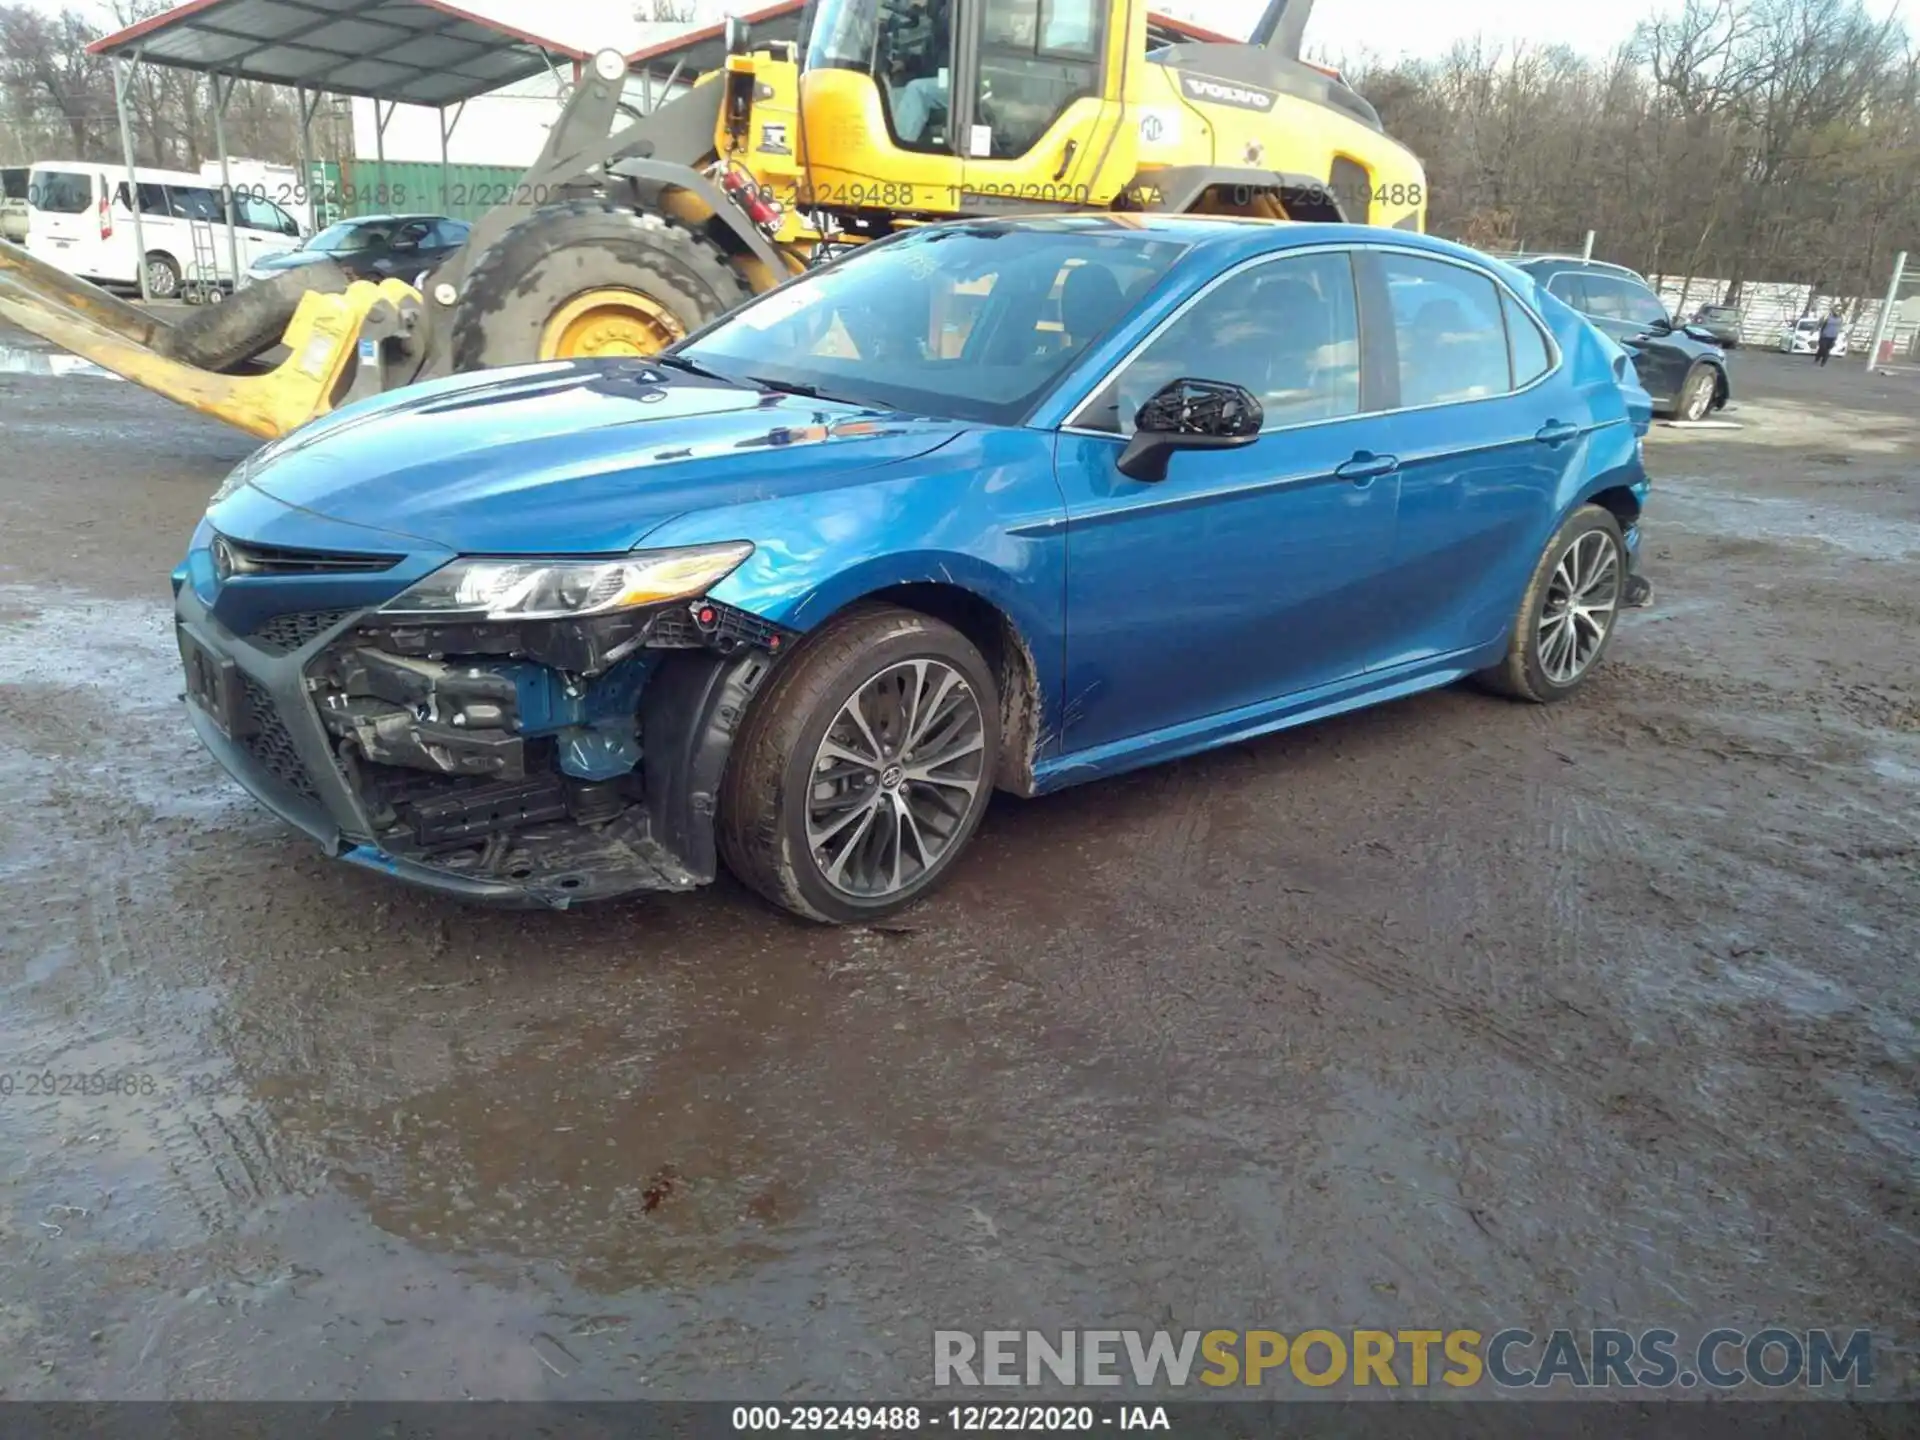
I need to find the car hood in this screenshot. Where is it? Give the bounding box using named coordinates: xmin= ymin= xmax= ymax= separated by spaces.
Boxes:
xmin=238 ymin=359 xmax=967 ymax=554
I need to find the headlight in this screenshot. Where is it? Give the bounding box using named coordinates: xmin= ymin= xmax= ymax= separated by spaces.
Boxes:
xmin=379 ymin=543 xmax=754 ymax=622
xmin=208 ymin=449 xmax=265 ymax=506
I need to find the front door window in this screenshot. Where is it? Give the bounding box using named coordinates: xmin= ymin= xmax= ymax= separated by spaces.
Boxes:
xmin=1078 ymin=251 xmax=1362 ymax=433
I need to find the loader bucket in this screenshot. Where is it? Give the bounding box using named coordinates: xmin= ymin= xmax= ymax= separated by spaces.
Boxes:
xmin=0 ymin=239 xmax=412 ymax=441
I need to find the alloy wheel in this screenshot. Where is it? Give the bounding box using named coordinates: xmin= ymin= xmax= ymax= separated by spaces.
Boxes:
xmin=1681 ymin=369 xmax=1715 ymax=420
xmin=1537 ymin=529 xmax=1621 ymax=685
xmin=805 ymin=659 xmax=986 ymax=899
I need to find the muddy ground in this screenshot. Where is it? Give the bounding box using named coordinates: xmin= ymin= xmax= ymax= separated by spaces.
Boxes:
xmin=0 ymin=335 xmax=1914 ymax=1401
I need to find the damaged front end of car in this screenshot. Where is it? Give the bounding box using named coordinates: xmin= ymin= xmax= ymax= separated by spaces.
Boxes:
xmin=175 ymin=540 xmax=792 ymax=907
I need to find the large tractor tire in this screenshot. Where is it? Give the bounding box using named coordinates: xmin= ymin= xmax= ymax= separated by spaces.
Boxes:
xmin=449 ymin=199 xmax=755 ymax=370
xmin=160 ymin=260 xmax=353 ymax=373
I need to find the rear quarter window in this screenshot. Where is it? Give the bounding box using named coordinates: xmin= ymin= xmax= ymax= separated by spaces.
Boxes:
xmin=1502 ymin=290 xmax=1553 ymax=386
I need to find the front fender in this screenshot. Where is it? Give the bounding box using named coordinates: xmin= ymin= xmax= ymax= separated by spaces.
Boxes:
xmin=640 ymin=425 xmax=1070 ymax=733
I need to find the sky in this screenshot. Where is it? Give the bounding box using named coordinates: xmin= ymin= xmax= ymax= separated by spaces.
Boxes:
xmin=19 ymin=0 xmax=1912 ymax=67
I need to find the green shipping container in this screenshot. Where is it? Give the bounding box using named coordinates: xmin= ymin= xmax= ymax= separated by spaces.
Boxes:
xmin=336 ymin=159 xmax=531 ymax=222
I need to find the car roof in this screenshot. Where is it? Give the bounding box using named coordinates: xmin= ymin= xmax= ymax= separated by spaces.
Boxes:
xmin=926 ymin=214 xmax=1512 ymax=271
xmin=1513 ymin=255 xmax=1652 ymax=281
xmin=328 ymin=213 xmax=459 ymax=226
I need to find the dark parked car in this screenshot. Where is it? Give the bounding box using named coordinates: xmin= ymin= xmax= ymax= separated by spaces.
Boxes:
xmin=1688 ymin=302 xmax=1745 ymax=348
xmin=176 ymin=218 xmax=1653 ymax=920
xmin=240 ymin=214 xmax=469 ymax=290
xmin=1512 ymin=257 xmax=1730 ymax=421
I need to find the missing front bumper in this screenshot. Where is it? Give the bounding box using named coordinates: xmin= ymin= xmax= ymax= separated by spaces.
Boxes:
xmin=177 ymin=590 xmax=783 ymax=906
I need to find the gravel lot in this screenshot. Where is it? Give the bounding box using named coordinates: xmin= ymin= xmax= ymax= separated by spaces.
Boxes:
xmin=0 ymin=332 xmax=1914 ymax=1400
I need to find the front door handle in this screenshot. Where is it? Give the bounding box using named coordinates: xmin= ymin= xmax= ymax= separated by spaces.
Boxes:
xmin=1334 ymin=452 xmax=1399 ymax=483
xmin=1535 ymin=421 xmax=1581 ymax=446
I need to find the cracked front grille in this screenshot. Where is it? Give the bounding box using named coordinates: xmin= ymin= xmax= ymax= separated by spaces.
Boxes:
xmin=250 ymin=609 xmax=353 ymax=654
xmin=238 ymin=675 xmax=319 ymax=800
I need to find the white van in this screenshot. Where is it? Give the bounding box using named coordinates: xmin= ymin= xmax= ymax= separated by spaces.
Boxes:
xmin=10 ymin=161 xmax=305 ymax=298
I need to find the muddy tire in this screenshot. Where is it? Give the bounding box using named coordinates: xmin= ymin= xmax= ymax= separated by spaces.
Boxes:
xmin=144 ymin=251 xmax=181 ymax=300
xmin=160 ymin=259 xmax=352 ymax=372
xmin=1476 ymin=504 xmax=1625 ymax=704
xmin=448 ymin=199 xmax=752 ymax=371
xmin=719 ymin=605 xmax=1000 ymax=924
xmin=1676 ymin=362 xmax=1717 ymax=421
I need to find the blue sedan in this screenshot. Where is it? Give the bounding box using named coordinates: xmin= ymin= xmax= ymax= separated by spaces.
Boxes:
xmin=173 ymin=216 xmax=1653 ymax=922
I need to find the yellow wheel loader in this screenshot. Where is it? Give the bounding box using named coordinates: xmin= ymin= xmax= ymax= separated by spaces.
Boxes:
xmin=0 ymin=0 xmax=1425 ymax=440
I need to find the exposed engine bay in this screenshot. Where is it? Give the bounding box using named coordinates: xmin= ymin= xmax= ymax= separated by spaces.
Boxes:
xmin=303 ymin=598 xmax=791 ymax=903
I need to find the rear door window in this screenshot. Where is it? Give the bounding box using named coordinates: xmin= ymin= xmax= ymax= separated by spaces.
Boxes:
xmin=1545 ymin=271 xmax=1587 ymax=311
xmin=1379 ymin=253 xmax=1511 ymax=406
xmin=169 ymin=186 xmax=225 ymax=222
xmin=114 ymin=182 xmax=172 ymax=215
xmin=1580 ymin=275 xmax=1669 ymax=328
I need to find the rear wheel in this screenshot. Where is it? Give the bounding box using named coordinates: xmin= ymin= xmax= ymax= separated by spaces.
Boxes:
xmin=449 ymin=200 xmax=753 ymax=370
xmin=1676 ymin=363 xmax=1717 ymax=420
xmin=1476 ymin=504 xmax=1625 ymax=703
xmin=144 ymin=252 xmax=181 ymax=300
xmin=720 ymin=605 xmax=1000 ymax=923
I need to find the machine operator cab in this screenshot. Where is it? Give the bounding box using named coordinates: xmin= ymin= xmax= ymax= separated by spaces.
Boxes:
xmin=789 ymin=0 xmax=1426 ymax=229
xmin=801 ymin=0 xmax=1128 ymax=205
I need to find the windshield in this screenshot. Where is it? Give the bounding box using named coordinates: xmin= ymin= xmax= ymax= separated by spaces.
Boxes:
xmin=678 ymin=224 xmax=1187 ymax=425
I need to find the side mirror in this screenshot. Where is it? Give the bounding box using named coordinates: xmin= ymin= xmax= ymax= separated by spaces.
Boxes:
xmin=725 ymin=14 xmax=753 ymax=53
xmin=1117 ymin=378 xmax=1263 ymax=482
xmin=1648 ymin=314 xmax=1674 ymax=334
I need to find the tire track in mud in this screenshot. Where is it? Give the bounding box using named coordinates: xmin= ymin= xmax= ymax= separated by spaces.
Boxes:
xmin=0 ymin=592 xmax=334 ymax=1244
xmin=160 ymin=1103 xmax=323 ymax=1232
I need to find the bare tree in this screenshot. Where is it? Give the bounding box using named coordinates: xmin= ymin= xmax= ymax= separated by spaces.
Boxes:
xmin=0 ymin=5 xmax=114 ymax=159
xmin=1350 ymin=0 xmax=1917 ymax=300
xmin=636 ymin=0 xmax=701 ymax=22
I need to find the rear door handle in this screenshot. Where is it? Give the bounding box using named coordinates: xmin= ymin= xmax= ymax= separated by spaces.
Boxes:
xmin=1535 ymin=421 xmax=1581 ymax=446
xmin=1334 ymin=452 xmax=1399 ymax=483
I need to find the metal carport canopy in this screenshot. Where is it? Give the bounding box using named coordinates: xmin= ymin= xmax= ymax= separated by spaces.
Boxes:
xmin=87 ymin=0 xmax=591 ymax=300
xmin=88 ymin=0 xmax=590 ymax=108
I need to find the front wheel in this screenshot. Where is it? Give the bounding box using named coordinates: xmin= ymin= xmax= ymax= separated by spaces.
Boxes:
xmin=144 ymin=252 xmax=181 ymax=300
xmin=720 ymin=606 xmax=1000 ymax=923
xmin=1476 ymin=504 xmax=1625 ymax=703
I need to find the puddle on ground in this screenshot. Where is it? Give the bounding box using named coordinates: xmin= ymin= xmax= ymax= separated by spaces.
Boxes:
xmin=0 ymin=346 xmax=121 ymax=380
